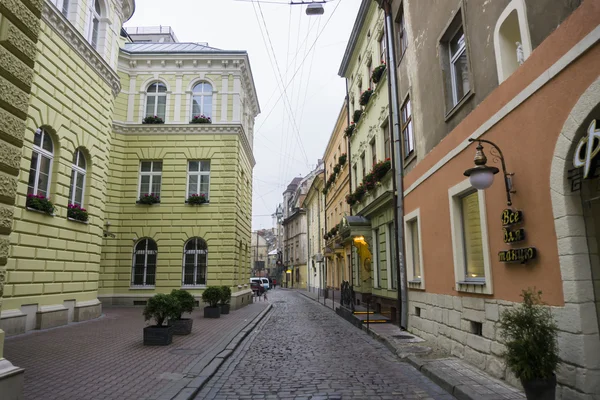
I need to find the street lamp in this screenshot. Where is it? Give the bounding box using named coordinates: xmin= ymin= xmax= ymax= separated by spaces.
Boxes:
xmin=305 ymin=3 xmax=324 ymax=15
xmin=463 ymin=138 xmax=515 ymax=206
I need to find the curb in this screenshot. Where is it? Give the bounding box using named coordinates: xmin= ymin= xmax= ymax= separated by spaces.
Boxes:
xmin=170 ymin=304 xmax=274 ymax=400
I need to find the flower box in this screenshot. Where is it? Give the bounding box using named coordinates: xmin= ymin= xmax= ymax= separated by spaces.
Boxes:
xmin=353 ymin=110 xmax=363 ymax=124
xmin=371 ymin=63 xmax=386 ymax=84
xmin=67 ymin=203 xmax=89 ymax=222
xmin=190 ymin=115 xmax=212 ymax=124
xmin=138 ymin=193 xmax=160 ymax=204
xmin=359 ymin=89 xmax=373 ymax=106
xmin=142 ymin=115 xmax=164 ymax=124
xmin=26 ymin=194 xmax=55 ymax=215
xmin=187 ymin=193 xmax=208 ymax=205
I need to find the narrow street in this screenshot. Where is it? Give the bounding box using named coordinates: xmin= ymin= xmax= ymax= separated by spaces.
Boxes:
xmin=196 ymin=290 xmax=454 ymax=400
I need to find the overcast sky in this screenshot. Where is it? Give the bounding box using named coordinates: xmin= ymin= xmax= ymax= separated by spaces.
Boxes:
xmin=125 ymin=0 xmax=361 ymax=231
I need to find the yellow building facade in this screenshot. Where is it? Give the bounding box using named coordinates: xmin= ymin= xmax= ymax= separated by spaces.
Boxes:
xmin=0 ymin=0 xmax=258 ymax=340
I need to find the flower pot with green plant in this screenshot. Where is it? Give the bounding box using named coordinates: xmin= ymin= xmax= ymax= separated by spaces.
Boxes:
xmin=219 ymin=286 xmax=232 ymax=315
xmin=190 ymin=114 xmax=212 ymax=124
xmin=138 ymin=193 xmax=160 ymax=204
xmin=187 ymin=193 xmax=207 ymax=205
xmin=344 ymin=123 xmax=355 ymax=138
xmin=142 ymin=115 xmax=165 ymax=124
xmin=338 ymin=154 xmax=347 ymax=166
xmin=499 ymin=289 xmax=559 ymax=400
xmin=353 ymin=110 xmax=363 ymax=124
xmin=26 ymin=194 xmax=55 ymax=215
xmin=67 ymin=203 xmax=88 ymax=222
xmin=142 ymin=293 xmax=178 ymax=345
xmin=359 ymin=88 xmax=373 ymax=106
xmin=201 ymin=286 xmax=222 ymax=318
xmin=169 ymin=289 xmax=196 ymax=335
xmin=371 ymin=63 xmax=386 ymax=84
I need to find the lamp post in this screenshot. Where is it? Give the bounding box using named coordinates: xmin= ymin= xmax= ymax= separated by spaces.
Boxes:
xmin=463 ymin=138 xmax=515 ymax=206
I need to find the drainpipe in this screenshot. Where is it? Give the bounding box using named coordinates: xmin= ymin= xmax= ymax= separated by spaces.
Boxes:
xmin=379 ymin=0 xmax=408 ymax=329
xmin=317 ymin=180 xmax=322 ymax=293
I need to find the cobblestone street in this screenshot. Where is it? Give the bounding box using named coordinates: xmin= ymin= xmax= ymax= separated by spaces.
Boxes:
xmin=197 ymin=290 xmax=455 ymax=399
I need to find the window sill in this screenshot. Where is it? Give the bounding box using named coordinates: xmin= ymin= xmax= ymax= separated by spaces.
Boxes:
xmin=403 ymin=151 xmax=417 ymax=168
xmin=444 ymin=90 xmax=474 ymax=121
xmin=136 ymin=201 xmax=161 ymax=205
xmin=181 ymin=285 xmax=207 ymax=289
xmin=26 ymin=207 xmax=54 ymax=217
xmin=184 ymin=201 xmax=210 ymax=205
xmin=130 ymin=286 xmax=156 ymax=289
xmin=67 ymin=217 xmax=89 ymax=224
xmin=456 ymin=280 xmax=492 ymax=295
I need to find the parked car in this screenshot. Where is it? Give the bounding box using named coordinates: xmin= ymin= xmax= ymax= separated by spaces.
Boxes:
xmin=250 ymin=280 xmax=265 ymax=296
xmin=261 ymin=277 xmax=270 ymax=290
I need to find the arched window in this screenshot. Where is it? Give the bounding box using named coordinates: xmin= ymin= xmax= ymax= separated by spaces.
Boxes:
xmin=145 ymin=82 xmax=167 ymax=121
xmin=69 ymin=149 xmax=86 ymax=207
xmin=493 ymin=0 xmax=532 ymax=83
xmin=132 ymin=239 xmax=157 ymax=286
xmin=183 ymin=237 xmax=207 ymax=286
xmin=27 ymin=128 xmax=54 ymax=197
xmin=88 ymin=0 xmax=102 ymax=49
xmin=191 ymin=82 xmax=213 ymax=119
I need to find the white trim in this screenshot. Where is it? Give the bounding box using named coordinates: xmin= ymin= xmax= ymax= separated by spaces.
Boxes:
xmin=221 ymin=75 xmax=228 ymax=122
xmin=137 ymin=161 xmax=162 ymax=199
xmin=174 ymin=75 xmax=183 ymax=122
xmin=69 ymin=149 xmax=86 ymax=206
xmin=144 ymin=81 xmax=168 ymax=121
xmin=493 ymin=0 xmax=532 ymax=83
xmin=185 ymin=160 xmax=211 ymax=200
xmin=29 ymin=129 xmax=54 ymax=198
xmin=127 ymin=76 xmax=136 ymax=122
xmin=404 ymin=208 xmax=425 ymax=288
xmin=448 ymin=178 xmax=493 ymax=294
xmin=405 ymin=25 xmax=600 ymax=197
xmin=372 ymin=228 xmax=380 ymax=288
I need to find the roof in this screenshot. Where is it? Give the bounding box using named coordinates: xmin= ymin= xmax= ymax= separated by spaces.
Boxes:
xmin=122 ymin=42 xmax=246 ymax=54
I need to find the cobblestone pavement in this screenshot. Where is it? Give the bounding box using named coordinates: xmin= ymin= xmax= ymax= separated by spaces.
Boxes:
xmin=196 ymin=290 xmax=455 ymax=400
xmin=4 ymin=302 xmax=267 ymax=400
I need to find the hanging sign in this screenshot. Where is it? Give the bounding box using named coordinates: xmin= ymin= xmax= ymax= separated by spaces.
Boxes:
xmin=498 ymin=209 xmax=537 ymax=263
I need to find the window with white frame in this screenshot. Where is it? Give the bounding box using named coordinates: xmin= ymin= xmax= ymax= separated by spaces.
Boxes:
xmin=191 ymin=82 xmax=213 ymax=119
xmin=187 ymin=161 xmax=210 ymax=200
xmin=401 ymin=97 xmax=414 ymax=158
xmin=448 ymin=179 xmax=492 ymax=294
xmin=132 ymin=238 xmax=157 ymax=286
xmin=379 ymin=30 xmax=386 ymax=64
xmin=404 ymin=209 xmax=424 ymax=286
xmin=386 ymin=222 xmax=397 ymax=289
xmin=449 ymin=27 xmax=470 ymax=106
xmin=145 ymin=82 xmax=167 ymax=121
xmin=27 ymin=128 xmax=54 ymax=198
xmin=383 ymin=124 xmax=390 ymax=160
xmin=138 ymin=161 xmax=162 ymax=199
xmin=69 ymin=149 xmax=86 ymax=207
xmin=361 ymin=153 xmax=366 ymax=181
xmin=88 ymin=0 xmax=102 ymax=50
xmin=51 ymin=0 xmax=69 ymax=17
xmin=371 ymin=140 xmax=377 ymax=167
xmin=183 ymin=237 xmax=207 ymax=286
xmin=373 ymin=228 xmax=381 ymax=288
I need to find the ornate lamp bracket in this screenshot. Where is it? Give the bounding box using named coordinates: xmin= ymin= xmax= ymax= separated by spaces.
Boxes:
xmin=468 ymin=138 xmax=515 ymax=206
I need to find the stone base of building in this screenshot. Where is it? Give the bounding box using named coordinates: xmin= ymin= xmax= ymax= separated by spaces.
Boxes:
xmin=74 ymin=299 xmax=102 ymax=322
xmin=0 ymin=311 xmax=26 ymax=336
xmin=36 ymin=305 xmax=69 ymax=330
xmin=230 ymin=288 xmax=253 ymax=311
xmin=368 ymin=294 xmax=398 ymax=323
xmin=0 ymin=358 xmax=24 ymax=400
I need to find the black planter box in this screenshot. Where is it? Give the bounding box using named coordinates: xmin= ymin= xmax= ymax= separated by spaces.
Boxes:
xmin=170 ymin=318 xmax=193 ymax=335
xmin=204 ymin=306 xmax=221 ymax=318
xmin=143 ymin=325 xmax=173 ymax=345
xmin=521 ymin=374 xmax=556 ymax=400
xmin=220 ymin=304 xmax=230 ymax=315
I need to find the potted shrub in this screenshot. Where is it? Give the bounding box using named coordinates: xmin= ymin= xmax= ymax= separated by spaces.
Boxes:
xmin=371 ymin=63 xmax=386 ymax=84
xmin=353 ymin=110 xmax=363 ymax=124
xmin=359 ymin=88 xmax=373 ymax=106
xmin=138 ymin=193 xmax=160 ymax=204
xmin=67 ymin=203 xmax=88 ymax=222
xmin=338 ymin=154 xmax=347 ymax=165
xmin=190 ymin=114 xmax=212 ymax=124
xmin=142 ymin=293 xmax=178 ymax=345
xmin=201 ymin=286 xmax=222 ymax=318
xmin=220 ymin=286 xmax=232 ymax=315
xmin=187 ymin=193 xmax=208 ymax=205
xmin=142 ymin=115 xmax=164 ymax=124
xmin=344 ymin=123 xmax=355 ymax=138
xmin=169 ymin=289 xmax=196 ymax=335
xmin=499 ymin=289 xmax=558 ymax=400
xmin=345 ymin=193 xmax=356 ymax=206
xmin=26 ymin=194 xmax=55 ymax=215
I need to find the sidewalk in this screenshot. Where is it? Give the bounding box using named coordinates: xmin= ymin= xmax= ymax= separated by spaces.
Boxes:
xmin=4 ymin=303 xmax=271 ymax=400
xmin=298 ymin=289 xmax=526 ymax=400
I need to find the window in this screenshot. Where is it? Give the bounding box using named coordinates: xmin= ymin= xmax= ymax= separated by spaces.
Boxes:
xmin=88 ymin=0 xmax=102 ymax=49
xmin=379 ymin=30 xmax=387 ymax=64
xmin=449 ymin=27 xmax=470 ymax=106
xmin=401 ymin=97 xmax=414 ymax=158
xmin=183 ymin=237 xmax=207 ymax=286
xmin=191 ymin=82 xmax=213 ymax=118
xmin=404 ymin=209 xmax=423 ymax=287
xmin=353 ymin=165 xmax=358 ymax=190
xmin=366 ymin=59 xmax=373 ymax=87
xmin=187 ymin=160 xmax=210 ymax=200
xmin=27 ymin=128 xmax=54 ymax=198
xmin=132 ymin=239 xmax=157 ymax=286
xmin=145 ymin=82 xmax=167 ymax=121
xmin=396 ymin=5 xmax=407 ymax=58
xmin=373 ymin=228 xmax=380 ymax=288
xmin=383 ymin=124 xmax=390 ymax=160
xmin=371 ymin=140 xmax=377 ymax=166
xmin=52 ymin=0 xmax=69 ymax=16
xmin=138 ymin=161 xmax=162 ymax=199
xmin=69 ymin=149 xmax=86 ymax=207
xmin=448 ymin=179 xmax=492 ymax=294
xmin=361 ymin=153 xmax=366 ymax=181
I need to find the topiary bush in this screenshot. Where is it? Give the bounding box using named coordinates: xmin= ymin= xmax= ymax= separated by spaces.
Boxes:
xmin=201 ymin=286 xmax=222 ymax=308
xmin=220 ymin=286 xmax=232 ymax=305
xmin=143 ymin=293 xmax=179 ymax=327
xmin=498 ymin=289 xmax=559 ymax=382
xmin=170 ymin=289 xmax=196 ymax=319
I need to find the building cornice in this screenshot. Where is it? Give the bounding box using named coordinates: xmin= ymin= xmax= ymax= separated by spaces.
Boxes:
xmin=42 ymin=2 xmax=121 ymax=97
xmin=112 ymin=122 xmax=256 ymax=167
xmin=338 ymin=0 xmax=371 ymax=77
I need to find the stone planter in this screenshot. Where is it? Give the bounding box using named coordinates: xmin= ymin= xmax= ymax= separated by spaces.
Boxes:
xmin=220 ymin=304 xmax=230 ymax=315
xmin=170 ymin=318 xmax=193 ymax=335
xmin=204 ymin=306 xmax=221 ymax=319
xmin=521 ymin=375 xmax=556 ymax=400
xmin=143 ymin=325 xmax=173 ymax=346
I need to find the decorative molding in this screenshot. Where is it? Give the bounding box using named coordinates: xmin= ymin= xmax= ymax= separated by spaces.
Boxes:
xmin=112 ymin=123 xmax=256 ymax=167
xmin=42 ymin=2 xmax=121 ymax=97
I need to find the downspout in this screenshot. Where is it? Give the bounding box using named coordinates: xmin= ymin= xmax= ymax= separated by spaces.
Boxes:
xmin=323 ymin=164 xmax=328 ymax=295
xmin=317 ymin=179 xmax=322 ymax=292
xmin=307 ymin=200 xmax=311 ymax=291
xmin=379 ymin=0 xmax=408 ymax=329
xmin=345 ymin=80 xmax=354 ymax=288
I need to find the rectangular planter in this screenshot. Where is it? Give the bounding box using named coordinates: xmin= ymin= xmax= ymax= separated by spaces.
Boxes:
xmin=170 ymin=318 xmax=193 ymax=335
xmin=204 ymin=306 xmax=221 ymax=318
xmin=220 ymin=304 xmax=230 ymax=315
xmin=143 ymin=325 xmax=173 ymax=345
